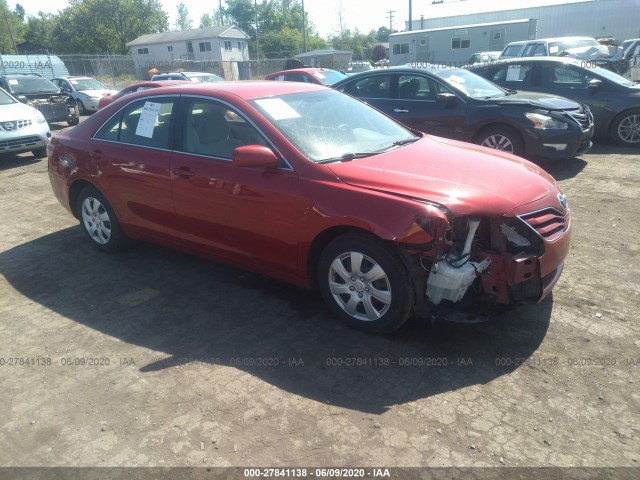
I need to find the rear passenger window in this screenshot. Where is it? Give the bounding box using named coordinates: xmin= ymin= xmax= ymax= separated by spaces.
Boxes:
xmin=94 ymin=98 xmax=175 ymax=149
xmin=338 ymin=75 xmax=392 ymax=99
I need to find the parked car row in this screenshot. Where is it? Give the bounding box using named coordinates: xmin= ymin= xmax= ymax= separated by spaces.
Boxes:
xmin=47 ymin=81 xmax=572 ymax=333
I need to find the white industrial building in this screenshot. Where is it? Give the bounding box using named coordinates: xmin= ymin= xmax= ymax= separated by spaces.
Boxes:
xmin=391 ymin=0 xmax=639 ymax=65
xmin=407 ymin=0 xmax=639 ymax=41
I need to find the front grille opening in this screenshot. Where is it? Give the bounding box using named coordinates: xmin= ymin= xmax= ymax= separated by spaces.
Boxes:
xmin=519 ymin=208 xmax=568 ymax=242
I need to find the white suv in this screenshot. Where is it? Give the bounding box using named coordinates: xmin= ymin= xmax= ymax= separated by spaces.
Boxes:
xmin=0 ymin=87 xmax=50 ymax=158
xmin=150 ymin=71 xmax=224 ymax=82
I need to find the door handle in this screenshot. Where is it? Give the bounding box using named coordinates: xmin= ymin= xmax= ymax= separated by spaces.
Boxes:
xmin=394 ymin=108 xmax=409 ymax=113
xmin=172 ymin=167 xmax=195 ymax=178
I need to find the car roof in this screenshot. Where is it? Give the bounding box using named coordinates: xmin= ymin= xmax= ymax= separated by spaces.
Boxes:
xmin=117 ymin=80 xmax=326 ymax=101
xmin=480 ymin=56 xmax=581 ymax=65
xmin=267 ymin=68 xmax=337 ymax=76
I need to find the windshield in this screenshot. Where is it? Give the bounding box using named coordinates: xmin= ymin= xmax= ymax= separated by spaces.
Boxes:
xmin=0 ymin=88 xmax=17 ymax=105
xmin=436 ymin=68 xmax=507 ymax=99
xmin=7 ymin=77 xmax=60 ymax=95
xmin=312 ymin=69 xmax=348 ymax=86
xmin=250 ymin=89 xmax=418 ymax=163
xmin=589 ymin=65 xmax=636 ymax=87
xmin=549 ymin=39 xmax=600 ymax=53
xmin=71 ymin=78 xmax=108 ymax=91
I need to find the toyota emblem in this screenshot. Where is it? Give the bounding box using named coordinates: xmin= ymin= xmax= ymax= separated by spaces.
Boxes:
xmin=558 ymin=193 xmax=568 ymax=209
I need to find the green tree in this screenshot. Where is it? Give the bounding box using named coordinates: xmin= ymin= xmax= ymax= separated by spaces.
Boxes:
xmin=175 ymin=2 xmax=192 ymax=30
xmin=13 ymin=3 xmax=25 ymax=21
xmin=224 ymin=0 xmax=325 ymax=58
xmin=329 ymin=28 xmax=377 ymax=61
xmin=51 ymin=0 xmax=168 ymax=54
xmin=25 ymin=12 xmax=59 ymax=50
xmin=199 ymin=13 xmax=213 ymax=28
xmin=0 ymin=0 xmax=27 ymax=53
xmin=375 ymin=26 xmax=395 ymax=43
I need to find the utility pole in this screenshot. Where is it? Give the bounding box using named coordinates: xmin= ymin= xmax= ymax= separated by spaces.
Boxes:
xmin=302 ymin=0 xmax=307 ymax=53
xmin=386 ymin=10 xmax=395 ymax=32
xmin=254 ymin=0 xmax=259 ymax=60
xmin=408 ymin=0 xmax=412 ymax=31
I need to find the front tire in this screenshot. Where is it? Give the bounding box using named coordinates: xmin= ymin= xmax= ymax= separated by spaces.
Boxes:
xmin=68 ymin=117 xmax=80 ymax=126
xmin=476 ymin=125 xmax=524 ymax=156
xmin=318 ymin=233 xmax=414 ymax=333
xmin=76 ymin=186 xmax=128 ymax=253
xmin=31 ymin=147 xmax=47 ymax=158
xmin=77 ymin=100 xmax=87 ymax=115
xmin=611 ymin=109 xmax=640 ymax=146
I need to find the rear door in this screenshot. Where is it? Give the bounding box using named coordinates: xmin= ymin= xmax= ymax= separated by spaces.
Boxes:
xmin=91 ymin=96 xmax=179 ymax=239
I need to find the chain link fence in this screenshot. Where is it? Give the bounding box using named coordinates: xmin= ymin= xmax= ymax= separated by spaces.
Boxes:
xmin=55 ymin=54 xmax=305 ymax=88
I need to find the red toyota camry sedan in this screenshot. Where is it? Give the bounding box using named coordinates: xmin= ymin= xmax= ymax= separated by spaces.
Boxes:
xmin=48 ymin=82 xmax=571 ymax=333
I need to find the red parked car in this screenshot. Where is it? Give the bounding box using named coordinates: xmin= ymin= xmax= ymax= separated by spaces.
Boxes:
xmin=264 ymin=68 xmax=348 ymax=86
xmin=98 ymin=80 xmax=189 ymax=109
xmin=48 ymin=82 xmax=571 ymax=333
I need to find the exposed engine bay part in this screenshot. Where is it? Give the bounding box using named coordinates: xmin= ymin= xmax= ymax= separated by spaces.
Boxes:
xmin=426 ymin=218 xmax=492 ymax=304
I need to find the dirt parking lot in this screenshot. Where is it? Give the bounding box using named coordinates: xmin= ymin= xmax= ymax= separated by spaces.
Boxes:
xmin=0 ymin=130 xmax=639 ymax=478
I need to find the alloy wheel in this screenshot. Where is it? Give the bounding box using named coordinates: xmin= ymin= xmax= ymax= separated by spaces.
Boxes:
xmin=481 ymin=134 xmax=514 ymax=152
xmin=81 ymin=197 xmax=112 ymax=245
xmin=328 ymin=251 xmax=392 ymax=322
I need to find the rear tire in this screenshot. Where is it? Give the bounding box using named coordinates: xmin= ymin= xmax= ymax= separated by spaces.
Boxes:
xmin=476 ymin=125 xmax=524 ymax=156
xmin=76 ymin=186 xmax=128 ymax=253
xmin=318 ymin=233 xmax=413 ymax=333
xmin=611 ymin=109 xmax=640 ymax=146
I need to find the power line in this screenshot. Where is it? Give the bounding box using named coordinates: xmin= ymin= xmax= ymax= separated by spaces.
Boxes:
xmin=386 ymin=10 xmax=395 ymax=32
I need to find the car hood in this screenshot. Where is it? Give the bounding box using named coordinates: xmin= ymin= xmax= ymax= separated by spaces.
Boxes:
xmin=494 ymin=91 xmax=581 ymax=110
xmin=327 ymin=135 xmax=557 ymax=217
xmin=0 ymin=102 xmax=38 ymax=122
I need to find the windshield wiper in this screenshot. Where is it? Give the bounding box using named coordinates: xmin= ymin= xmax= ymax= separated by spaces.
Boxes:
xmin=392 ymin=137 xmax=420 ymax=146
xmin=317 ymin=152 xmax=380 ymax=164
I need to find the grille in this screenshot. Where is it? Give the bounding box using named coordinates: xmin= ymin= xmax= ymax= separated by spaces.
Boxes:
xmin=0 ymin=119 xmax=32 ymax=132
xmin=518 ymin=208 xmax=568 ymax=242
xmin=564 ymin=106 xmax=593 ymax=130
xmin=0 ymin=135 xmax=41 ymax=151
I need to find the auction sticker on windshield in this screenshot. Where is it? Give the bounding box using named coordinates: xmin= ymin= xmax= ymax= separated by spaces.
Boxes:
xmin=255 ymin=98 xmax=301 ymax=120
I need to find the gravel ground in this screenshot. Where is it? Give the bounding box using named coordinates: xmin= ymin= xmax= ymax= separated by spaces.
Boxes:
xmin=0 ymin=132 xmax=638 ymax=478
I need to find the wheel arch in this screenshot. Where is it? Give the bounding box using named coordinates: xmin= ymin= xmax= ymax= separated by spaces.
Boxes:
xmin=306 ymin=226 xmax=409 ymax=289
xmin=609 ymin=107 xmax=640 ymax=143
xmin=472 ymin=122 xmax=525 ymax=146
xmin=68 ymin=179 xmax=101 ymax=219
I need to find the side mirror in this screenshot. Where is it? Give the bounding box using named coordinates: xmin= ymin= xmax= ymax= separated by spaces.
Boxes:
xmin=436 ymin=92 xmax=457 ymax=105
xmin=588 ymin=79 xmax=602 ymax=91
xmin=16 ymin=95 xmax=28 ymax=104
xmin=233 ymin=145 xmax=279 ymax=169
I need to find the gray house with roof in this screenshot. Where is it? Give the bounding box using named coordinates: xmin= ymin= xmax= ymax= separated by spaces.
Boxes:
xmin=126 ymin=25 xmax=250 ymax=80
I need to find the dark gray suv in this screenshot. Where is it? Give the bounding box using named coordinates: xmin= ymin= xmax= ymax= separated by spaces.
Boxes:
xmin=0 ymin=74 xmax=79 ymax=126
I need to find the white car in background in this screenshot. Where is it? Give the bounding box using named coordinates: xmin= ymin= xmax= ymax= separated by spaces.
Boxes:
xmin=51 ymin=76 xmax=117 ymax=114
xmin=0 ymin=87 xmax=50 ymax=158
